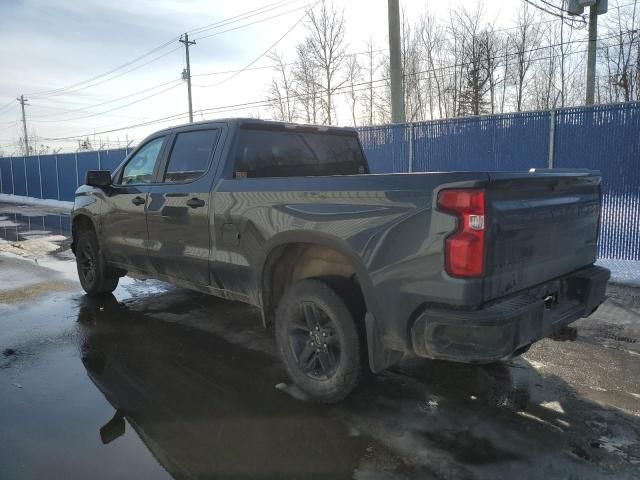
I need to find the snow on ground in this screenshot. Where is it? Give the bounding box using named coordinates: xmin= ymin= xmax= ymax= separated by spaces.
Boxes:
xmin=0 ymin=194 xmax=72 ymax=212
xmin=0 ymin=238 xmax=66 ymax=258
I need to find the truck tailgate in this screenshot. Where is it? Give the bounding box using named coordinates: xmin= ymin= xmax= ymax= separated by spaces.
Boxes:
xmin=483 ymin=170 xmax=601 ymax=302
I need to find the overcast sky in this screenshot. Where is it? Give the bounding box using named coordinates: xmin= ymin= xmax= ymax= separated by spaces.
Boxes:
xmin=0 ymin=0 xmax=521 ymax=153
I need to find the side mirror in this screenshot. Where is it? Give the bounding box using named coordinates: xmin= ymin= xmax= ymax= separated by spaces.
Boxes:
xmin=86 ymin=170 xmax=111 ymax=188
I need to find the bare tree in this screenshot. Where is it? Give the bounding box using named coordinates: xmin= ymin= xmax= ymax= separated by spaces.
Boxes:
xmin=453 ymin=4 xmax=493 ymax=116
xmin=293 ymin=42 xmax=322 ymax=124
xmin=344 ymin=54 xmax=362 ymax=125
xmin=601 ymin=0 xmax=639 ymax=102
xmin=510 ymin=2 xmax=542 ymax=111
xmin=304 ymin=0 xmax=347 ymax=124
xmin=417 ymin=13 xmax=446 ymax=119
xmin=361 ymin=38 xmax=382 ymax=124
xmin=267 ymin=50 xmax=297 ymax=121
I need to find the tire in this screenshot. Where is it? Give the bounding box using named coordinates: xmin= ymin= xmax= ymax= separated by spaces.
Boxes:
xmin=275 ymin=278 xmax=365 ymax=403
xmin=76 ymin=230 xmax=119 ymax=296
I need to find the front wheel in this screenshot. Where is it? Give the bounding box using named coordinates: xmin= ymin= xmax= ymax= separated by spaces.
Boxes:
xmin=275 ymin=278 xmax=365 ymax=403
xmin=76 ymin=231 xmax=119 ymax=296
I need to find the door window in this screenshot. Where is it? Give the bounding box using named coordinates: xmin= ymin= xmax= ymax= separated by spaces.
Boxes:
xmin=120 ymin=137 xmax=165 ymax=185
xmin=162 ymin=129 xmax=220 ymax=183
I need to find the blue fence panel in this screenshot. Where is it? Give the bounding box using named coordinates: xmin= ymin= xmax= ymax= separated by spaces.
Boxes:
xmin=56 ymin=153 xmax=77 ymax=201
xmin=492 ymin=112 xmax=549 ymax=171
xmin=358 ymin=124 xmax=410 ymax=173
xmin=76 ymin=151 xmax=99 ymax=188
xmin=39 ymin=155 xmax=59 ymax=200
xmin=11 ymin=157 xmax=26 ymax=196
xmin=413 ymin=117 xmax=495 ymax=171
xmin=99 ymin=148 xmax=128 ymax=173
xmin=25 ymin=156 xmax=42 ymax=199
xmin=554 ymin=103 xmax=640 ymax=260
xmin=0 ymin=157 xmax=12 ymax=194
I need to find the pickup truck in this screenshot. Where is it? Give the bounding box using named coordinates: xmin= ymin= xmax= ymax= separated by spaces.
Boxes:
xmin=71 ymin=118 xmax=610 ymax=403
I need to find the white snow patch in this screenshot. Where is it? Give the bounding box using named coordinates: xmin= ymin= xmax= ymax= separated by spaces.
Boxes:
xmin=0 ymin=219 xmax=18 ymax=227
xmin=540 ymin=401 xmax=565 ymax=414
xmin=0 ymin=193 xmax=72 ymax=211
xmin=597 ymin=259 xmax=640 ymax=287
xmin=0 ymin=239 xmax=62 ymax=258
xmin=35 ymin=256 xmax=79 ymax=282
xmin=528 ymin=360 xmax=545 ymax=369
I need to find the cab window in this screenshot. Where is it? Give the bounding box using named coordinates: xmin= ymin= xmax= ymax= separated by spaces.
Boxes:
xmin=119 ymin=137 xmax=165 ymax=185
xmin=233 ymin=129 xmax=367 ymax=178
xmin=162 ymin=129 xmax=220 ymax=183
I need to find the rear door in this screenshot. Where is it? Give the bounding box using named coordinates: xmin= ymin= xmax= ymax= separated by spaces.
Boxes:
xmin=483 ymin=170 xmax=601 ymax=301
xmin=100 ymin=135 xmax=167 ymax=272
xmin=146 ymin=126 xmax=223 ymax=286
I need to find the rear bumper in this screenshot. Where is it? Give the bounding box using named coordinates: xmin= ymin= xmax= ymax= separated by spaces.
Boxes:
xmin=411 ymin=265 xmax=610 ymax=363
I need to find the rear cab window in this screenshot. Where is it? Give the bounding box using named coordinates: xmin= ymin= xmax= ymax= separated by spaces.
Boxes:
xmin=233 ymin=127 xmax=368 ymax=178
xmin=163 ymin=129 xmax=220 ymax=183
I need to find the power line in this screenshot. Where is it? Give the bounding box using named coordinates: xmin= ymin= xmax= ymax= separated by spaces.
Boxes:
xmin=26 ymin=39 xmax=180 ymax=99
xmin=29 ymin=46 xmax=183 ymax=100
xmin=196 ymin=4 xmax=317 ymax=88
xmin=191 ymin=3 xmax=313 ymax=42
xmin=523 ymin=0 xmax=588 ymax=26
xmin=27 ymin=78 xmax=183 ymax=119
xmin=187 ymin=0 xmax=302 ymax=36
xmin=32 ymin=82 xmax=184 ymax=124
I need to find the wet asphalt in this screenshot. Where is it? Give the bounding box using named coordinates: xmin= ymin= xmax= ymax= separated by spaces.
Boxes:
xmin=0 ymin=205 xmax=639 ymax=480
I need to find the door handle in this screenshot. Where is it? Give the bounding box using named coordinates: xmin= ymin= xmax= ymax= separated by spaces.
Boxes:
xmin=131 ymin=196 xmax=145 ymax=206
xmin=186 ymin=197 xmax=205 ymax=208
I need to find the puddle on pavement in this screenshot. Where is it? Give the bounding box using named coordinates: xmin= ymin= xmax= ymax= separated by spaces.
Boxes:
xmin=0 ymin=292 xmax=413 ymax=480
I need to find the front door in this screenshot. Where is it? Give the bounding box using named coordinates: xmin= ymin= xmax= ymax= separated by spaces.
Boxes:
xmin=146 ymin=127 xmax=222 ymax=286
xmin=100 ymin=135 xmax=166 ymax=272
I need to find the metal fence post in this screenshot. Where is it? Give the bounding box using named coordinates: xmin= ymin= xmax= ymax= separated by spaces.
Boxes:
xmin=9 ymin=157 xmax=14 ymax=195
xmin=408 ymin=123 xmax=414 ymax=173
xmin=55 ymin=154 xmax=60 ymax=200
xmin=548 ymin=109 xmax=556 ymax=169
xmin=37 ymin=155 xmax=43 ymax=198
xmin=23 ymin=156 xmax=28 ymax=197
xmin=97 ymin=150 xmax=101 ymax=170
xmin=74 ymin=152 xmax=79 ymax=188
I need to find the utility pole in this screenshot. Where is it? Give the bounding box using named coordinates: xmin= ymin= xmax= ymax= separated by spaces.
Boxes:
xmin=388 ymin=0 xmax=405 ymax=123
xmin=569 ymin=0 xmax=608 ymax=105
xmin=17 ymin=94 xmax=29 ymax=155
xmin=585 ymin=4 xmax=598 ymax=105
xmin=180 ymin=32 xmax=196 ymax=123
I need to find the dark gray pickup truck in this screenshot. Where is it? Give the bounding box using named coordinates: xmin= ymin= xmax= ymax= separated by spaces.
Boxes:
xmin=71 ymin=118 xmax=610 ymax=402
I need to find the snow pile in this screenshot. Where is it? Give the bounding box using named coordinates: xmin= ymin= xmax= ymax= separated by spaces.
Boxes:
xmin=0 ymin=238 xmax=64 ymax=258
xmin=0 ymin=193 xmax=72 ymax=211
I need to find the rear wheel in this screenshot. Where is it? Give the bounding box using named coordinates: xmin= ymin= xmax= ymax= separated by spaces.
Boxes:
xmin=275 ymin=278 xmax=365 ymax=403
xmin=76 ymin=230 xmax=119 ymax=296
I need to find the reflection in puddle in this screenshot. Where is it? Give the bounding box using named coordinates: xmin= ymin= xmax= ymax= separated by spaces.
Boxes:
xmin=77 ymin=295 xmax=399 ymax=479
xmin=0 ymin=211 xmax=71 ymax=255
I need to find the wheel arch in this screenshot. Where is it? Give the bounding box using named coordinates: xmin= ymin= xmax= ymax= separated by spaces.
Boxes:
xmin=258 ymin=232 xmax=374 ymax=324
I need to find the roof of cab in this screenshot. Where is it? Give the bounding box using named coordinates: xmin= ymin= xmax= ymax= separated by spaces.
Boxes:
xmin=152 ymin=118 xmax=359 ymax=136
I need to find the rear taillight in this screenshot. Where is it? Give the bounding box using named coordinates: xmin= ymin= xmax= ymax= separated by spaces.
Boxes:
xmin=437 ymin=189 xmax=486 ymax=278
